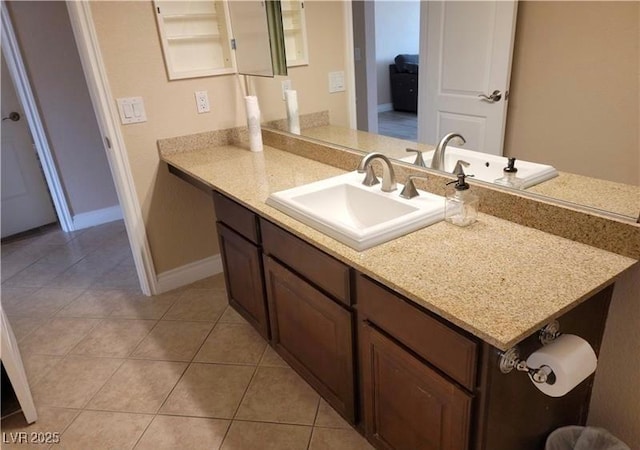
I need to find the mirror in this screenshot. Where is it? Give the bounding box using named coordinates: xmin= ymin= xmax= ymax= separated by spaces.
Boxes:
xmin=228 ymin=0 xmax=287 ymax=76
xmin=281 ymin=0 xmax=309 ymax=67
xmin=259 ymin=1 xmax=640 ymax=222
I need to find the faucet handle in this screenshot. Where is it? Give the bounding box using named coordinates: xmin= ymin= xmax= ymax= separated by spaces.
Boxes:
xmin=405 ymin=148 xmax=427 ymax=168
xmin=360 ymin=165 xmax=380 ymax=187
xmin=400 ymin=175 xmax=429 ymax=199
xmin=453 ymin=160 xmax=470 ymax=176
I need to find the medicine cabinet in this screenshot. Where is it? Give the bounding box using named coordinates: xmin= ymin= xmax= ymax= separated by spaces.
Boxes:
xmin=154 ymin=0 xmax=307 ymax=80
xmin=154 ymin=1 xmax=236 ymax=79
xmin=281 ymin=0 xmax=308 ymax=67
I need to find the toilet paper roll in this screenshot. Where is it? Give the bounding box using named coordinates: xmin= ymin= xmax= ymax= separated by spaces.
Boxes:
xmin=526 ymin=334 xmax=597 ymax=397
xmin=244 ymin=95 xmax=263 ymax=152
xmin=284 ymin=89 xmax=300 ymax=135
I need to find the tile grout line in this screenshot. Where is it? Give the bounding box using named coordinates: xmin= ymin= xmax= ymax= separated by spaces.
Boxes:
xmin=230 ymin=342 xmax=269 ymax=419
xmin=221 ymin=342 xmax=270 ymax=446
xmin=306 ymin=396 xmax=322 ymax=450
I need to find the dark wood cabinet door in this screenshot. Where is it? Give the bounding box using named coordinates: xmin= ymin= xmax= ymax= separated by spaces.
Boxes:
xmin=263 ymin=255 xmax=356 ymax=423
xmin=217 ymin=222 xmax=269 ymax=339
xmin=360 ymin=321 xmax=472 ymax=450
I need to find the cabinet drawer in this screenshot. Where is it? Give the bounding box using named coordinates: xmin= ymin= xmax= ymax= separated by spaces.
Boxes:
xmin=260 ymin=219 xmax=351 ymax=306
xmin=213 ymin=191 xmax=260 ymax=244
xmin=356 ymin=274 xmax=477 ymax=390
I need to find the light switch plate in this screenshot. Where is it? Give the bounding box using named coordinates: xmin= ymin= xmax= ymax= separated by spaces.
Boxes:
xmin=116 ymin=97 xmax=147 ymax=124
xmin=328 ymin=71 xmax=345 ymax=93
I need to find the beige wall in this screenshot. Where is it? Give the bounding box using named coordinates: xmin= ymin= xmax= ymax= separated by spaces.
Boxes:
xmin=90 ymin=1 xmax=350 ymax=273
xmin=505 ymin=1 xmax=639 ymax=185
xmin=7 ymin=1 xmax=119 ymax=215
xmin=588 ymin=265 xmax=640 ymax=448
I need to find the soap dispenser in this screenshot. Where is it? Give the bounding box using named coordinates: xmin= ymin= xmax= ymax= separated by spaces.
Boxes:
xmin=445 ymin=171 xmax=478 ymax=227
xmin=494 ymin=157 xmax=525 ymax=189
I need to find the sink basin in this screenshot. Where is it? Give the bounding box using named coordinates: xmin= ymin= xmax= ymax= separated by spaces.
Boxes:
xmin=266 ymin=171 xmax=445 ymax=251
xmin=402 ymin=147 xmax=558 ymax=189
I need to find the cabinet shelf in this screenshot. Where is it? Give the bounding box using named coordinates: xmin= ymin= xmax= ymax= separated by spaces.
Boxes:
xmin=166 ymin=34 xmax=222 ymax=42
xmin=163 ymin=13 xmax=217 ymax=20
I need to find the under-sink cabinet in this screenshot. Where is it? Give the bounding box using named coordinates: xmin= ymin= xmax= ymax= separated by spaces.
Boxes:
xmin=193 ymin=184 xmax=614 ymax=450
xmin=213 ymin=191 xmax=356 ymax=421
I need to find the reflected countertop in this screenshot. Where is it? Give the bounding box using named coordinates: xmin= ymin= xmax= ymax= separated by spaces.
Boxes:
xmin=160 ymin=142 xmax=636 ymax=351
xmin=297 ymin=125 xmax=640 ymax=220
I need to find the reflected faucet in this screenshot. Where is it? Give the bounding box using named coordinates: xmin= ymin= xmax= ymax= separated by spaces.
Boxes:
xmin=357 ymin=152 xmax=397 ymax=192
xmin=431 ymin=132 xmax=466 ymax=171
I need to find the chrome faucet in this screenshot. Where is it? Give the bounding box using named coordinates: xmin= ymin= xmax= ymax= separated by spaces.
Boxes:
xmin=357 ymin=152 xmax=397 ymax=192
xmin=431 ymin=132 xmax=466 ymax=171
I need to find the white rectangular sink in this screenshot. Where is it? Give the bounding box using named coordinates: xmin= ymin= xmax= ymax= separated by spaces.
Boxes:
xmin=266 ymin=171 xmax=445 ymax=251
xmin=402 ymin=147 xmax=558 ymax=189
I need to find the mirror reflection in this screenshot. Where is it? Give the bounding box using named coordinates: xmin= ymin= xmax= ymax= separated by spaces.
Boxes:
xmin=257 ymin=1 xmax=640 ymax=221
xmin=228 ymin=0 xmax=287 ymax=76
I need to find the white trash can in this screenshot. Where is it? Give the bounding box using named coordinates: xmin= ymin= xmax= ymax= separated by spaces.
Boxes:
xmin=545 ymin=426 xmax=631 ymax=450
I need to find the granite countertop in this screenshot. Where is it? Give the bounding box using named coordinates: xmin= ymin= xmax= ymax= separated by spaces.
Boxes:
xmin=527 ymin=172 xmax=640 ymax=219
xmin=160 ymin=143 xmax=637 ymax=351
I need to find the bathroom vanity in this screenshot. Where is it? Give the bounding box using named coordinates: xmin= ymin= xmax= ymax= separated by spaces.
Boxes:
xmin=162 ymin=140 xmax=636 ymax=450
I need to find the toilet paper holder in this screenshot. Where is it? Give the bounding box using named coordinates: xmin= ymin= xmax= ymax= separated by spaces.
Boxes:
xmin=499 ymin=321 xmax=561 ymax=384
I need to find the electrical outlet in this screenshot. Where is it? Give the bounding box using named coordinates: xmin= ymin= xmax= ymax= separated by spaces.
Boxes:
xmin=195 ymin=91 xmax=210 ymax=113
xmin=281 ymin=80 xmax=292 ymax=100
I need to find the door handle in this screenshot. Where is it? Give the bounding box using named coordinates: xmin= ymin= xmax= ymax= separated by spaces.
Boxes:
xmin=2 ymin=112 xmax=21 ymax=122
xmin=478 ymin=90 xmax=502 ymax=103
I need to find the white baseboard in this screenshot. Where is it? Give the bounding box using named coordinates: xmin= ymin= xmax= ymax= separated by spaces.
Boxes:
xmin=72 ymin=205 xmax=123 ymax=230
xmin=377 ymin=103 xmax=393 ymax=113
xmin=155 ymin=254 xmax=223 ymax=294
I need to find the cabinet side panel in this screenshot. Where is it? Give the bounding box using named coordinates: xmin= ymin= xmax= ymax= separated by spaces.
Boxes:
xmin=477 ymin=285 xmax=613 ymax=450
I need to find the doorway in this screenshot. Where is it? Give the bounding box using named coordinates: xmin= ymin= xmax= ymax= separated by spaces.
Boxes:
xmin=351 ymin=1 xmax=517 ymax=154
xmin=0 ymin=2 xmax=138 ymax=287
xmin=1 ymin=53 xmax=57 ymax=238
xmin=352 ymin=0 xmax=420 ymax=140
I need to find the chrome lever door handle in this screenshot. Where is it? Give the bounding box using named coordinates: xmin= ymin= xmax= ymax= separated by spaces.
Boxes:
xmin=478 ymin=90 xmax=502 ymax=103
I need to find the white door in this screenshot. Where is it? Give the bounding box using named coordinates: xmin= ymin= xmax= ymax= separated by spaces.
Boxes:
xmin=1 ymin=53 xmax=57 ymax=238
xmin=419 ymin=1 xmax=517 ymax=156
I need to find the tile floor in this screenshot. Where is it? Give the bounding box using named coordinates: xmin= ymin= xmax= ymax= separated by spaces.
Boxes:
xmin=1 ymin=221 xmax=374 ymax=450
